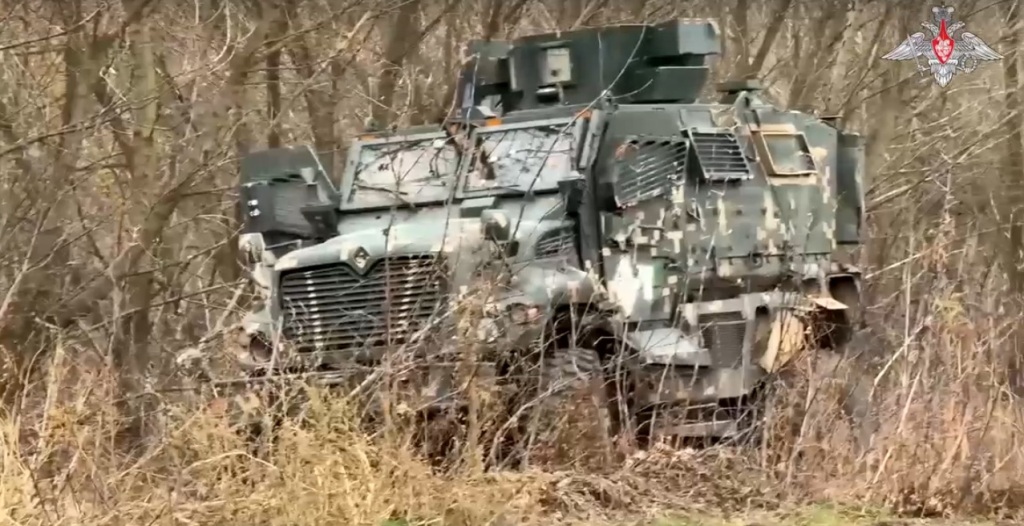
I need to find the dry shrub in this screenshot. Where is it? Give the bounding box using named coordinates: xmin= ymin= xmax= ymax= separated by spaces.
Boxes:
xmin=754 ymin=236 xmax=1024 ymax=520
xmin=4 ymin=0 xmax=1024 ymax=523
xmin=7 ymin=283 xmax=1024 ymax=523
xmin=2 ymin=365 xmax=552 ymax=525
xmin=0 ymin=358 xmax=759 ymax=525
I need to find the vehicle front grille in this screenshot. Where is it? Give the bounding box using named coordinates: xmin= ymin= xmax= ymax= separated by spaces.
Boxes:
xmin=535 ymin=227 xmax=575 ymax=258
xmin=278 ymin=255 xmax=446 ymax=353
xmin=698 ymin=312 xmax=747 ymax=368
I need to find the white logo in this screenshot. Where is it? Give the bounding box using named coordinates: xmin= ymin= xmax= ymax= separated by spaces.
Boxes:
xmin=882 ymin=6 xmax=1002 ymax=87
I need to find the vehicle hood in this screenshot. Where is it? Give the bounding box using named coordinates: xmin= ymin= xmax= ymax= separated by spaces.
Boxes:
xmin=274 ymin=207 xmax=487 ymax=271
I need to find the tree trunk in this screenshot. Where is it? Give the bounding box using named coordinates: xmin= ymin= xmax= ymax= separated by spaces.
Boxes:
xmin=0 ymin=6 xmax=104 ymax=406
xmin=741 ymin=0 xmax=793 ymax=79
xmin=371 ymin=0 xmax=421 ymax=128
xmin=114 ymin=18 xmax=162 ymax=439
xmin=266 ymin=15 xmax=285 ymax=149
xmin=1000 ymin=0 xmax=1024 ymax=394
xmin=216 ymin=5 xmax=273 ymax=287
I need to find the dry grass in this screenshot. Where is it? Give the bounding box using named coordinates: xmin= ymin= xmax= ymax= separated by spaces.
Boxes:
xmin=5 ymin=289 xmax=1024 ymax=526
xmin=3 ymin=1 xmax=1024 ymax=524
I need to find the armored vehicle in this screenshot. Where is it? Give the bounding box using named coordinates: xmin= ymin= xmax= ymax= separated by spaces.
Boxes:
xmin=232 ymin=19 xmax=865 ymax=444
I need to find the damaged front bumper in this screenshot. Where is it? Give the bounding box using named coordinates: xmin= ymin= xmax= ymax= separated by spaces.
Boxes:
xmin=211 ymin=307 xmax=524 ymax=415
xmin=476 ymin=305 xmax=547 ymax=351
xmin=202 ymin=359 xmax=503 ymax=422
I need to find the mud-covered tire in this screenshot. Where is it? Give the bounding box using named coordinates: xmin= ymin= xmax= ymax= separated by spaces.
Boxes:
xmin=757 ymin=349 xmax=875 ymax=455
xmin=540 ymin=347 xmax=603 ymax=392
xmin=827 ymin=278 xmax=864 ymax=349
xmin=207 ymin=379 xmax=310 ymax=458
xmin=831 ymin=279 xmax=863 ymax=321
xmin=812 ymin=349 xmax=876 ymax=452
xmin=526 ymin=347 xmax=615 ymax=466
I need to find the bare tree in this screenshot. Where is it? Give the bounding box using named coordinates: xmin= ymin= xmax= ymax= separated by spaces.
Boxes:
xmin=0 ymin=1 xmax=1022 ymax=517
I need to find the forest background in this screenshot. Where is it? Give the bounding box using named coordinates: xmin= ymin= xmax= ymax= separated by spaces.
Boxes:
xmin=1 ymin=0 xmax=1023 ymax=524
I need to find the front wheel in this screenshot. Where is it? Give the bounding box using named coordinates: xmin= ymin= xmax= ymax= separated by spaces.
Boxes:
xmin=525 ymin=347 xmax=617 ymax=467
xmin=826 ymin=277 xmax=864 ymax=350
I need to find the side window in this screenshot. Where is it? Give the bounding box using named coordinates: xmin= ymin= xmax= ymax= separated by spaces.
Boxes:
xmin=759 ymin=133 xmax=817 ymax=175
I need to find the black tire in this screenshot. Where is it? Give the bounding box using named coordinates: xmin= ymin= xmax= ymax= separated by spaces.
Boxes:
xmin=811 ymin=347 xmax=876 ymax=453
xmin=829 ymin=278 xmax=864 ymax=348
xmin=525 ymin=347 xmax=616 ymax=465
xmin=225 ymin=378 xmax=310 ymax=459
xmin=540 ymin=346 xmax=604 ymax=392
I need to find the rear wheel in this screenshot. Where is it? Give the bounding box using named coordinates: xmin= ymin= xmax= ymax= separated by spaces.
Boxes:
xmin=826 ymin=277 xmax=863 ymax=350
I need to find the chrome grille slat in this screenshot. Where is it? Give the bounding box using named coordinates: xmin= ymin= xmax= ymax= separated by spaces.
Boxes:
xmin=287 ymin=306 xmax=438 ymax=324
xmin=535 ymin=227 xmax=575 ymax=258
xmin=286 ymin=294 xmax=434 ymax=307
xmin=281 ymin=287 xmax=432 ymax=303
xmin=279 ymin=255 xmax=445 ymax=352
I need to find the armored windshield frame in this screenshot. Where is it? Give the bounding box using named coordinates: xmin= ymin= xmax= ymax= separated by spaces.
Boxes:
xmin=340 ymin=129 xmax=463 ymax=210
xmin=457 ymin=116 xmax=581 ymax=198
xmin=753 ymin=130 xmax=818 ymax=177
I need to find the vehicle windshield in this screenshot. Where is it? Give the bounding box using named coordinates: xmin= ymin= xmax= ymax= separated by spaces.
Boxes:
xmin=465 ymin=124 xmax=575 ymax=193
xmin=345 ymin=137 xmax=460 ymax=207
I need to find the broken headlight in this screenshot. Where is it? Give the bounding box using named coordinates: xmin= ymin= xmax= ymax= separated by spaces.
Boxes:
xmin=507 ymin=303 xmax=542 ymax=324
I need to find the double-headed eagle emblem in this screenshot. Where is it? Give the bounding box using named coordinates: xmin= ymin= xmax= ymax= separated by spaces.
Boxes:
xmin=882 ymin=6 xmax=1002 ymax=87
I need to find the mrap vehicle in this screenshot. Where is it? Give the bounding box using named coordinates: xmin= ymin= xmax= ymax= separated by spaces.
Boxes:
xmin=232 ymin=19 xmax=865 ymax=443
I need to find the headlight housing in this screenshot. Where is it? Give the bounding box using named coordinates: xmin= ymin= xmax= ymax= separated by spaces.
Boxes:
xmin=238 ymin=233 xmax=264 ymax=262
xmin=234 ymin=332 xmax=274 ymax=369
xmin=507 ymin=303 xmax=542 ymax=325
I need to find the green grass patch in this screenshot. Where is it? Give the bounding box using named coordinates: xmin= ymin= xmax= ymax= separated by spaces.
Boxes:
xmin=646 ymin=503 xmax=998 ymax=526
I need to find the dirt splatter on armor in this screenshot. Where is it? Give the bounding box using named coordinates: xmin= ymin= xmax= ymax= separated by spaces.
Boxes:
xmin=226 ymin=19 xmax=865 ymax=441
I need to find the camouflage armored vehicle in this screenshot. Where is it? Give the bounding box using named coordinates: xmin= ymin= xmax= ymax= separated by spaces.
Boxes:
xmin=231 ymin=19 xmax=865 ymax=444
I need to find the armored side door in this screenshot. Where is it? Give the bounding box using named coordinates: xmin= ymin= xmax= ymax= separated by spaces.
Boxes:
xmin=590 ymin=109 xmax=692 ymax=323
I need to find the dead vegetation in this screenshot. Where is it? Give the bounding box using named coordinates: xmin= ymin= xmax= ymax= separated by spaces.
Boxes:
xmin=2 ymin=0 xmax=1024 ymax=524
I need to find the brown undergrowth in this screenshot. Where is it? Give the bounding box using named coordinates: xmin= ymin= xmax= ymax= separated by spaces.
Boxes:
xmin=2 ymin=1 xmax=1024 ymax=524
xmin=0 ymin=367 xmax=766 ymax=525
xmin=4 ymin=270 xmax=1024 ymax=526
